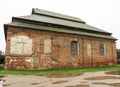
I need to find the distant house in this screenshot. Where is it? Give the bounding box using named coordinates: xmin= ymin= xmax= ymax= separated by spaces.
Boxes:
xmin=4 ymin=8 xmax=117 ymax=70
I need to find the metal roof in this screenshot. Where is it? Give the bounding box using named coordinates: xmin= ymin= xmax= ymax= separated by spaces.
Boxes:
xmin=4 ymin=8 xmax=116 ymax=40
xmin=32 ymin=8 xmax=85 ymax=23
xmin=13 ymin=14 xmax=110 ymax=34
xmin=5 ymin=21 xmax=116 ymax=40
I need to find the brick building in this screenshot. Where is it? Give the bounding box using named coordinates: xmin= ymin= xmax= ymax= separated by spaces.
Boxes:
xmin=4 ymin=8 xmax=117 ymax=70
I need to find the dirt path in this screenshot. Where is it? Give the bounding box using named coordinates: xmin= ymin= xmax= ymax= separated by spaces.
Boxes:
xmin=2 ymin=71 xmax=120 ymax=87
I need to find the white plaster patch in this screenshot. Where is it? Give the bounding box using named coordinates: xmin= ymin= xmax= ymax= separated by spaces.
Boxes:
xmin=44 ymin=38 xmax=51 ymax=53
xmin=10 ymin=35 xmax=32 ymax=55
xmin=9 ymin=59 xmax=17 ymax=64
xmin=87 ymin=41 xmax=92 ymax=57
xmin=25 ymin=58 xmax=32 ymax=63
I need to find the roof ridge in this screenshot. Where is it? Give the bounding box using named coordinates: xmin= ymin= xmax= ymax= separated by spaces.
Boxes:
xmin=32 ymin=8 xmax=85 ymax=23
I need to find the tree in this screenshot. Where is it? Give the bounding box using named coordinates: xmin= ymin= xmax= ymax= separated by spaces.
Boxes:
xmin=116 ymin=49 xmax=120 ymax=59
xmin=0 ymin=51 xmax=5 ymax=64
xmin=0 ymin=51 xmax=2 ymax=55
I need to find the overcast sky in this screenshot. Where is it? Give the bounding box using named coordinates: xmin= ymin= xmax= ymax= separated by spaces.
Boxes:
xmin=0 ymin=0 xmax=120 ymax=51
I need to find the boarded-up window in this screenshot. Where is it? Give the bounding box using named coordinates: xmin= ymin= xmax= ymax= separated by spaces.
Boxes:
xmin=87 ymin=41 xmax=92 ymax=57
xmin=71 ymin=41 xmax=78 ymax=55
xmin=44 ymin=38 xmax=51 ymax=53
xmin=10 ymin=36 xmax=32 ymax=55
xmin=99 ymin=43 xmax=106 ymax=56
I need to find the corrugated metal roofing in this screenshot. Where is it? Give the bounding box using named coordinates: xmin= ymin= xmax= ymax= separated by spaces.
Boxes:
xmin=4 ymin=8 xmax=116 ymax=40
xmin=5 ymin=21 xmax=115 ymax=40
xmin=14 ymin=14 xmax=110 ymax=34
xmin=32 ymin=8 xmax=85 ymax=23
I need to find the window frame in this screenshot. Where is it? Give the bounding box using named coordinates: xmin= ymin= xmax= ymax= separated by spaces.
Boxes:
xmin=71 ymin=41 xmax=79 ymax=55
xmin=99 ymin=43 xmax=106 ymax=56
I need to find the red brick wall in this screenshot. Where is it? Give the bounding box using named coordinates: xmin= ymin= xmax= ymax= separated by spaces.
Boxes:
xmin=5 ymin=26 xmax=117 ymax=70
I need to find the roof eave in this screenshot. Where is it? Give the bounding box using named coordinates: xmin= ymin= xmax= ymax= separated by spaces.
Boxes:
xmin=4 ymin=24 xmax=8 ymax=40
xmin=12 ymin=17 xmax=112 ymax=35
xmin=5 ymin=23 xmax=117 ymax=40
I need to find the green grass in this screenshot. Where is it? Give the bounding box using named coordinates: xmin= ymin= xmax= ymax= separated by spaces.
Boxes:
xmin=0 ymin=64 xmax=120 ymax=75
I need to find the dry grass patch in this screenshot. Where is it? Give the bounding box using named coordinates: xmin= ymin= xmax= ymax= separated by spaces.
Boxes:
xmin=30 ymin=83 xmax=40 ymax=85
xmin=105 ymin=71 xmax=120 ymax=75
xmin=84 ymin=76 xmax=120 ymax=80
xmin=93 ymin=82 xmax=120 ymax=87
xmin=40 ymin=73 xmax=83 ymax=78
xmin=52 ymin=80 xmax=68 ymax=84
xmin=108 ymin=83 xmax=120 ymax=87
xmin=92 ymin=82 xmax=107 ymax=85
xmin=80 ymin=81 xmax=88 ymax=83
xmin=3 ymin=84 xmax=12 ymax=87
xmin=66 ymin=84 xmax=90 ymax=87
xmin=0 ymin=76 xmax=4 ymax=78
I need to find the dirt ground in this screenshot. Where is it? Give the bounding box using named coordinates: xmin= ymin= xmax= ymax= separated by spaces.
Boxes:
xmin=1 ymin=71 xmax=120 ymax=87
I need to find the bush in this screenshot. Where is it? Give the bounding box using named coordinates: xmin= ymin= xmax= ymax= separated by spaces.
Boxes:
xmin=0 ymin=55 xmax=5 ymax=64
xmin=116 ymin=49 xmax=120 ymax=59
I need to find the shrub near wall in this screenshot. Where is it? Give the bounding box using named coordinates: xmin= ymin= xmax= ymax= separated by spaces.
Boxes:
xmin=0 ymin=55 xmax=5 ymax=64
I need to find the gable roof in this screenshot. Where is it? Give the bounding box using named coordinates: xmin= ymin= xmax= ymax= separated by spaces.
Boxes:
xmin=32 ymin=8 xmax=85 ymax=23
xmin=4 ymin=8 xmax=116 ymax=40
xmin=13 ymin=14 xmax=109 ymax=34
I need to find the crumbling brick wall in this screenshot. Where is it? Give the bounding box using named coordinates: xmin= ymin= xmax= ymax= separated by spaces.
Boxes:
xmin=5 ymin=26 xmax=117 ymax=70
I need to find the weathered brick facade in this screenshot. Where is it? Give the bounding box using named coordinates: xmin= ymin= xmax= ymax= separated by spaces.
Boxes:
xmin=4 ymin=8 xmax=117 ymax=70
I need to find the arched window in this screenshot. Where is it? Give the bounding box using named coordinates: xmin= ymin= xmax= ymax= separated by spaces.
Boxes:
xmin=99 ymin=43 xmax=106 ymax=56
xmin=10 ymin=35 xmax=32 ymax=55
